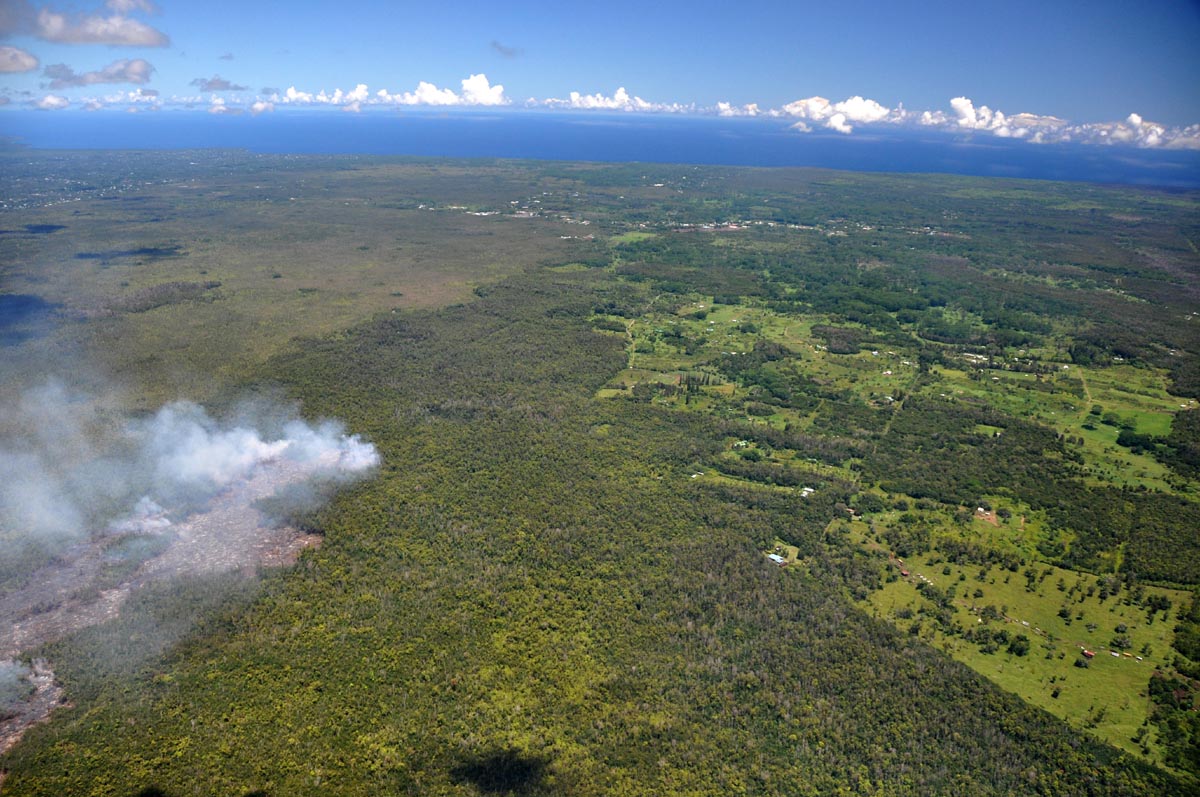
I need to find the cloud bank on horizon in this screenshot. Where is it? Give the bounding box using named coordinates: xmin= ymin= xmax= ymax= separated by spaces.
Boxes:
xmin=1 ymin=0 xmax=1198 ymax=150
xmin=26 ymin=75 xmax=1196 ymax=151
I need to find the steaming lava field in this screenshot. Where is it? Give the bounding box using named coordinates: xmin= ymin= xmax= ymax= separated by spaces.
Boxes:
xmin=2 ymin=456 xmax=336 ymax=658
xmin=1 ymin=152 xmax=1199 ymax=795
xmin=0 ymin=449 xmax=373 ymax=752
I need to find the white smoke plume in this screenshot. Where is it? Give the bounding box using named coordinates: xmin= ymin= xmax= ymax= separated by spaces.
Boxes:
xmin=0 ymin=380 xmax=380 ymax=749
xmin=0 ymin=382 xmax=379 ymax=578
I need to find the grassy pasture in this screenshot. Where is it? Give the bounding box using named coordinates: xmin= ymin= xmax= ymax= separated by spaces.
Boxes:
xmin=608 ymin=231 xmax=657 ymax=245
xmin=857 ymin=531 xmax=1189 ymax=762
xmin=600 ymin=288 xmax=1194 ymax=499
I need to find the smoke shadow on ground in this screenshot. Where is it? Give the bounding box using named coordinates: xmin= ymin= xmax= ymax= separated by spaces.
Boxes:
xmin=16 ymin=224 xmax=67 ymax=235
xmin=73 ymin=244 xmax=185 ymax=261
xmin=449 ymin=748 xmax=553 ymax=795
xmin=0 ymin=295 xmax=59 ymax=347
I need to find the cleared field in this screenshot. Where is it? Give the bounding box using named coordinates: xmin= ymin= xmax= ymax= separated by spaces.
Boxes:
xmin=858 ymin=534 xmax=1189 ymax=761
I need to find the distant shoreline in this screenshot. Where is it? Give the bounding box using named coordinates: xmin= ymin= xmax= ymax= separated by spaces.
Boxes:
xmin=3 ymin=111 xmax=1199 ymax=189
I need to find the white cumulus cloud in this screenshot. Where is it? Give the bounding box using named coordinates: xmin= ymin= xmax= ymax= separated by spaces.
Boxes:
xmin=36 ymin=8 xmax=168 ymax=46
xmin=59 ymin=66 xmax=1190 ymax=152
xmin=282 ymin=86 xmax=313 ymax=103
xmin=781 ymin=95 xmax=893 ymax=133
xmin=914 ymin=96 xmax=1200 ymax=149
xmin=544 ymin=86 xmax=689 ymax=113
xmin=716 ymin=101 xmax=759 ymax=117
xmin=460 ymin=73 xmax=506 ymax=105
xmin=770 ymin=92 xmax=1199 ymax=150
xmin=45 ymin=58 xmax=154 ymax=88
xmin=945 ymin=96 xmax=1044 ymax=137
xmin=835 ymin=95 xmax=891 ymax=124
xmin=208 ymin=96 xmax=238 ymax=115
xmin=276 ymin=74 xmax=508 ymax=109
xmin=569 ymin=87 xmax=636 ymax=110
xmin=378 ymin=80 xmax=462 ymax=106
xmin=1070 ymin=112 xmax=1169 ymax=148
xmin=0 ymin=46 xmax=38 ymax=73
xmin=100 ymin=87 xmax=159 ymax=106
xmin=826 ymin=113 xmax=852 ymax=135
xmin=919 ymin=109 xmax=947 ymax=126
xmin=782 ymin=96 xmax=832 ymax=119
xmin=34 ymin=94 xmax=69 ymax=110
xmin=949 ymin=96 xmax=981 ymax=128
xmin=391 ymin=81 xmax=460 ymax=105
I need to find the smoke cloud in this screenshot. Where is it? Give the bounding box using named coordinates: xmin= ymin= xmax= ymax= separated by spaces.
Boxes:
xmin=0 ymin=382 xmax=378 ymax=585
xmin=0 ymin=381 xmax=380 ymax=747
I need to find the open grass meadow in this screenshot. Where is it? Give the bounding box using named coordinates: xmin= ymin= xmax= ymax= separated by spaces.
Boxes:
xmin=857 ymin=526 xmax=1190 ymax=761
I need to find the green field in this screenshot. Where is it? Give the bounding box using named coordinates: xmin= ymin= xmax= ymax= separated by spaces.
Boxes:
xmin=856 ymin=527 xmax=1189 ymax=760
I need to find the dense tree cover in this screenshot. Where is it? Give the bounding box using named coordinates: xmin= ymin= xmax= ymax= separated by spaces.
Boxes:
xmin=1160 ymin=410 xmax=1200 ymax=479
xmin=713 ymin=419 xmax=867 ymax=465
xmin=1148 ymin=671 xmax=1200 ymax=775
xmin=1150 ymin=588 xmax=1200 ymax=779
xmin=608 ymin=175 xmax=1200 ymax=400
xmin=1 ymin=268 xmax=1183 ymax=795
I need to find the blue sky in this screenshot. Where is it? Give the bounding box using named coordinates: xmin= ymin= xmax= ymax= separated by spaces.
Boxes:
xmin=1 ymin=0 xmax=1199 ymax=148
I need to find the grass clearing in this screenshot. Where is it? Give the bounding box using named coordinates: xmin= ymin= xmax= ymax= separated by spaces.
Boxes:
xmin=609 ymin=231 xmax=658 ymax=245
xmin=855 ymin=529 xmax=1189 ymax=764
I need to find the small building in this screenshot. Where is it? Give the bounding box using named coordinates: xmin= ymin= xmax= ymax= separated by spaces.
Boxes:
xmin=1082 ymin=650 xmax=1095 ymax=658
xmin=767 ymin=554 xmax=787 ymax=566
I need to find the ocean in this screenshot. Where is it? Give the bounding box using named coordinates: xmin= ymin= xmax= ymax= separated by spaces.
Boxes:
xmin=3 ymin=110 xmax=1199 ymax=189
